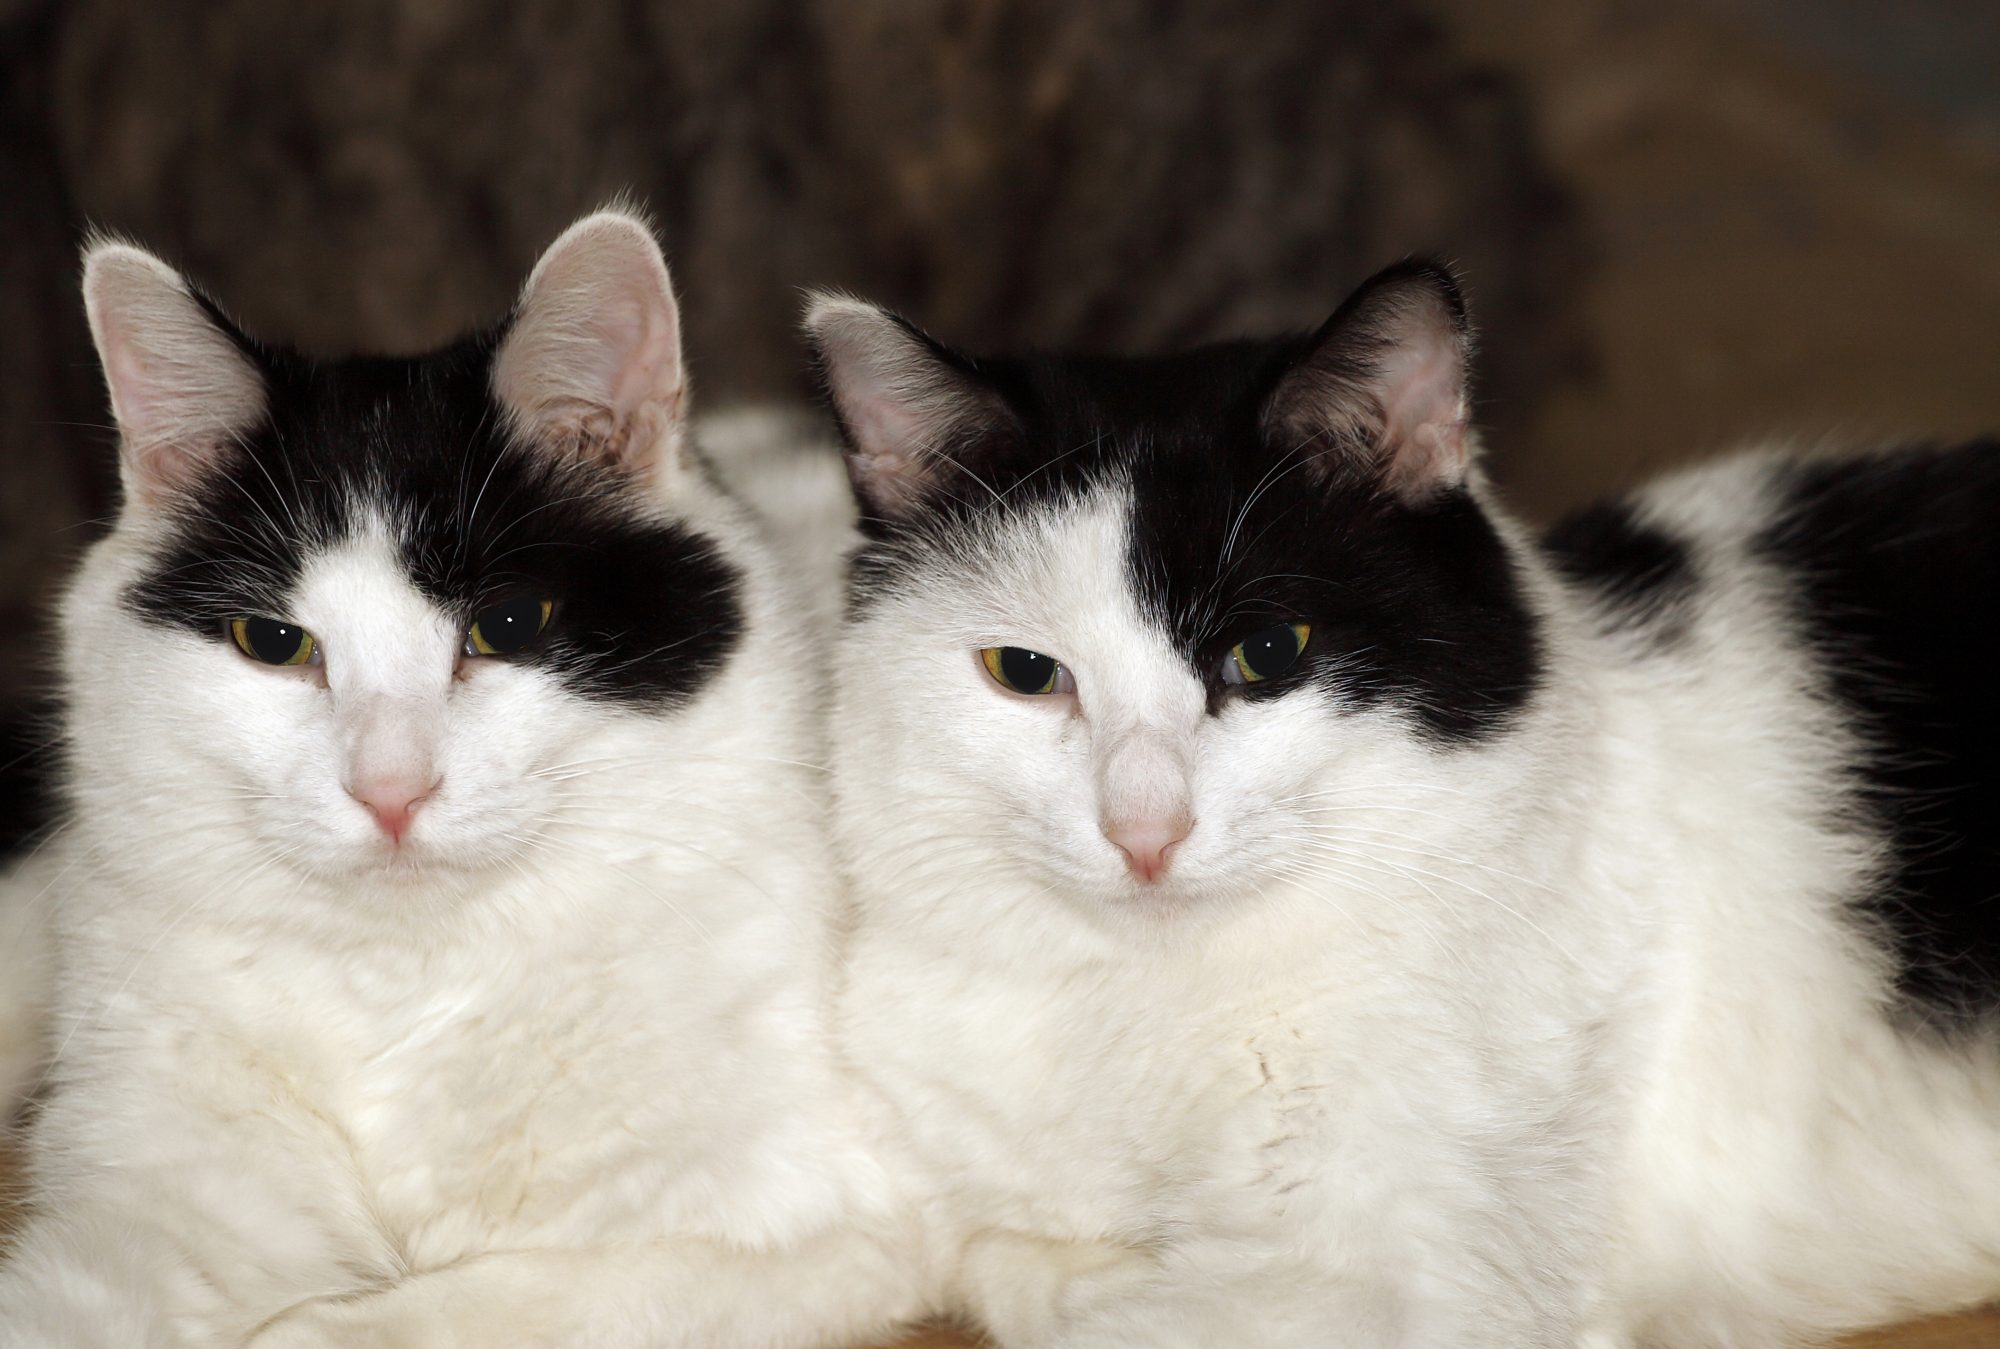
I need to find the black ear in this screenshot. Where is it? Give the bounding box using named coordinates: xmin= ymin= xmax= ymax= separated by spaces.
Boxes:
xmin=802 ymin=293 xmax=1014 ymax=521
xmin=81 ymin=239 xmax=268 ymax=508
xmin=1261 ymin=261 xmax=1474 ymax=500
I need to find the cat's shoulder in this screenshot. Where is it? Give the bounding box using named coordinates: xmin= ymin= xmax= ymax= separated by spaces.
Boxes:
xmin=1751 ymin=440 xmax=2000 ymax=1023
xmin=1541 ymin=439 xmax=2000 ymax=635
xmin=1550 ymin=437 xmax=2000 ymax=1024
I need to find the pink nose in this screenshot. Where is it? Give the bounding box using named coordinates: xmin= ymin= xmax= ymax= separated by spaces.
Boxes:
xmin=347 ymin=779 xmax=437 ymax=844
xmin=1103 ymin=815 xmax=1192 ymax=884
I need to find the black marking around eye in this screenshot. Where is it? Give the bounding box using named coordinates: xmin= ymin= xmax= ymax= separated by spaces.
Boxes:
xmin=1757 ymin=440 xmax=2000 ymax=1029
xmin=845 ymin=338 xmax=1542 ymax=744
xmin=123 ymin=330 xmax=741 ymax=709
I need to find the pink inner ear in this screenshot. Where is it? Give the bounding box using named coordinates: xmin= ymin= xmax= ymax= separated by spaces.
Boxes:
xmin=104 ymin=328 xmax=254 ymax=497
xmin=129 ymin=441 xmax=214 ymax=498
xmin=83 ymin=245 xmax=269 ymax=504
xmin=98 ymin=309 xmax=209 ymax=454
xmin=808 ymin=293 xmax=1017 ymax=517
xmin=837 ymin=383 xmax=943 ymax=512
xmin=1375 ymin=331 xmax=1468 ymax=494
xmin=603 ymin=293 xmax=683 ymax=424
xmin=101 ymin=332 xmax=157 ymax=438
xmin=493 ymin=212 xmax=689 ymax=479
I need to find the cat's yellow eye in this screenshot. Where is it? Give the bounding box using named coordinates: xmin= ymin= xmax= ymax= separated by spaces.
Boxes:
xmin=230 ymin=617 xmax=318 ymax=667
xmin=467 ymin=596 xmax=554 ymax=657
xmin=1223 ymin=622 xmax=1311 ymax=685
xmin=980 ymin=646 xmax=1074 ymax=696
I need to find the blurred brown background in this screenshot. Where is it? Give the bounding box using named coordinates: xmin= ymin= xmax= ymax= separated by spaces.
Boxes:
xmin=5 ymin=0 xmax=1999 ymax=712
xmin=2 ymin=3 xmax=1999 ymax=1341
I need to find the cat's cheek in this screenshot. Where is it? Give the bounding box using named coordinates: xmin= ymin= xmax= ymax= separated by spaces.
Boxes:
xmin=423 ymin=673 xmax=603 ymax=862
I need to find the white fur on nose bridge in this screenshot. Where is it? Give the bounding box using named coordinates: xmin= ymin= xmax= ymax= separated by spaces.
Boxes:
xmin=344 ymin=696 xmax=441 ymax=791
xmin=293 ymin=527 xmax=457 ymax=782
xmin=979 ymin=485 xmax=1206 ymax=832
xmin=1094 ymin=725 xmax=1193 ymax=827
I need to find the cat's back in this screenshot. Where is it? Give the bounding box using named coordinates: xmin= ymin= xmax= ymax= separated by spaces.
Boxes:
xmin=1545 ymin=439 xmax=2000 ymax=1025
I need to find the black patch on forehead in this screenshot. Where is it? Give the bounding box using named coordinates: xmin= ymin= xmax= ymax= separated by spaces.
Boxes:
xmin=1757 ymin=441 xmax=2000 ymax=1029
xmin=851 ymin=339 xmax=1542 ymax=743
xmin=124 ymin=331 xmax=741 ymax=709
xmin=1542 ymin=500 xmax=1696 ymax=646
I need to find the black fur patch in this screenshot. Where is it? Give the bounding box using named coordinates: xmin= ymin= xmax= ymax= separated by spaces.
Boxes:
xmin=847 ymin=336 xmax=1543 ymax=744
xmin=0 ymin=698 xmax=60 ymax=859
xmin=124 ymin=324 xmax=742 ymax=710
xmin=1758 ymin=442 xmax=2000 ymax=1026
xmin=1543 ymin=500 xmax=1696 ymax=643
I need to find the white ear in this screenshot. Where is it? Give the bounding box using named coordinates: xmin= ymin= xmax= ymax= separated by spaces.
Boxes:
xmin=803 ymin=293 xmax=1010 ymax=519
xmin=494 ymin=209 xmax=687 ymax=482
xmin=1262 ymin=262 xmax=1474 ymax=500
xmin=81 ymin=240 xmax=267 ymax=507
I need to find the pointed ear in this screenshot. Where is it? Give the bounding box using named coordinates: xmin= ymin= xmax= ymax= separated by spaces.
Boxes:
xmin=494 ymin=209 xmax=687 ymax=483
xmin=81 ymin=240 xmax=267 ymax=507
xmin=802 ymin=294 xmax=1013 ymax=520
xmin=1261 ymin=261 xmax=1474 ymax=500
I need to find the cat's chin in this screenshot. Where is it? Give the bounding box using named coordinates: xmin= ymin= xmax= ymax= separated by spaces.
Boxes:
xmin=288 ymin=833 xmax=521 ymax=888
xmin=1049 ymin=869 xmax=1241 ymax=927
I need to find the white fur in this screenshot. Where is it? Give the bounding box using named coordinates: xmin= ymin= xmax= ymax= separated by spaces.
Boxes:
xmin=828 ymin=456 xmax=2000 ymax=1347
xmin=0 ymin=218 xmax=924 ymax=1347
xmin=699 ymin=404 xmax=859 ymax=638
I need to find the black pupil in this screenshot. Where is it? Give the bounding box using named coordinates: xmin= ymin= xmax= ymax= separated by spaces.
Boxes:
xmin=476 ymin=592 xmax=548 ymax=652
xmin=999 ymin=647 xmax=1056 ymax=692
xmin=1240 ymin=625 xmax=1303 ymax=679
xmin=477 ymin=597 xmax=545 ymax=654
xmin=242 ymin=618 xmax=304 ymax=664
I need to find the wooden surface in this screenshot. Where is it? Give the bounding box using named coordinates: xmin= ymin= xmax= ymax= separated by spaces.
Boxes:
xmin=876 ymin=1314 xmax=2000 ymax=1348
xmin=1842 ymin=1311 xmax=2000 ymax=1348
xmin=2 ymin=1140 xmax=1993 ymax=1348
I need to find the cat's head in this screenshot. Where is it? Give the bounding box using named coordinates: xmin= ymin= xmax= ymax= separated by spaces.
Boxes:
xmin=62 ymin=210 xmax=763 ymax=891
xmin=808 ymin=264 xmax=1549 ymax=929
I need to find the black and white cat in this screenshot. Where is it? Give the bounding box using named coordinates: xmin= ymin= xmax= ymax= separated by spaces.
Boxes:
xmin=0 ymin=211 xmax=922 ymax=1347
xmin=807 ymin=265 xmax=2000 ymax=1347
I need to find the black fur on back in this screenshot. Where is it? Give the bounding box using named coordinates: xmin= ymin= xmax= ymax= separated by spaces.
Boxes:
xmin=846 ymin=334 xmax=1543 ymax=745
xmin=1758 ymin=441 xmax=2000 ymax=1027
xmin=124 ymin=317 xmax=742 ymax=711
xmin=1542 ymin=499 xmax=1698 ymax=645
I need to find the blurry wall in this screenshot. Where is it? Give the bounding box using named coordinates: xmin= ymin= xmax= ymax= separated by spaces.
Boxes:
xmin=4 ymin=0 xmax=2000 ymax=737
xmin=0 ymin=0 xmax=1582 ymax=713
xmin=1431 ymin=0 xmax=2000 ymax=510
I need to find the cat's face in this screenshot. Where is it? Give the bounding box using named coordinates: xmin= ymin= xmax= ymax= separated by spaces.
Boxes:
xmin=65 ymin=212 xmax=747 ymax=887
xmin=812 ymin=266 xmax=1546 ymax=925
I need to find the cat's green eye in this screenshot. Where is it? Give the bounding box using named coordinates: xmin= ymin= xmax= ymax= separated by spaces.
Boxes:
xmin=230 ymin=617 xmax=318 ymax=667
xmin=980 ymin=646 xmax=1075 ymax=696
xmin=1223 ymin=622 xmax=1311 ymax=685
xmin=467 ymin=596 xmax=553 ymax=657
